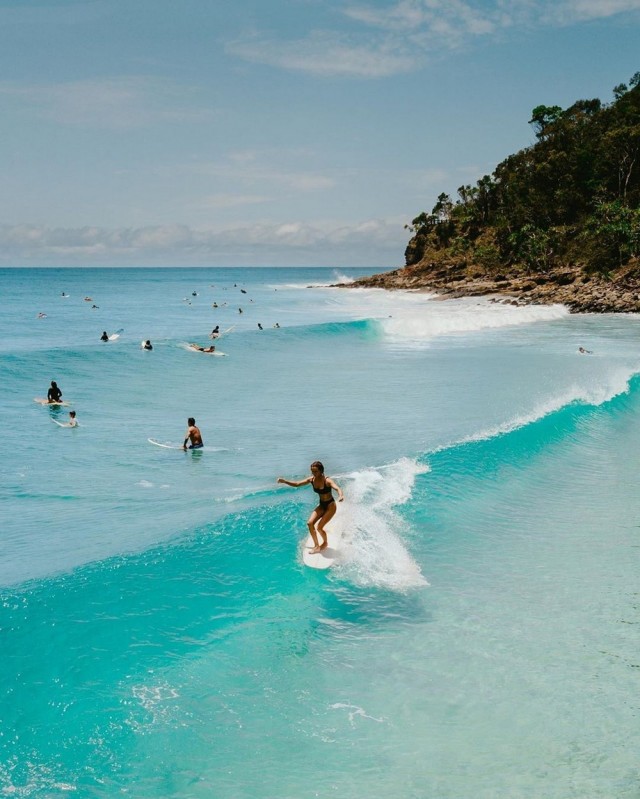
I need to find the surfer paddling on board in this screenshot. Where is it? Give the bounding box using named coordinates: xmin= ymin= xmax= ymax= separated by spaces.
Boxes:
xmin=189 ymin=343 xmax=216 ymax=352
xmin=47 ymin=380 xmax=63 ymax=403
xmin=277 ymin=462 xmax=344 ymax=554
xmin=183 ymin=417 xmax=204 ymax=450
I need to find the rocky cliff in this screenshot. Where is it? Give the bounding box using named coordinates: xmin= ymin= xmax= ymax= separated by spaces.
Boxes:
xmin=348 ymin=246 xmax=640 ymax=313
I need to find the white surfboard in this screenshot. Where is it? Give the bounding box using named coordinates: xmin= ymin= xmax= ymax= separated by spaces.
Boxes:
xmin=185 ymin=344 xmax=227 ymax=356
xmin=34 ymin=398 xmax=70 ymax=406
xmin=52 ymin=419 xmax=78 ymax=427
xmin=209 ymin=325 xmax=235 ymax=340
xmin=108 ymin=334 xmax=120 ymax=341
xmin=302 ymin=526 xmax=343 ymax=570
xmin=148 ymin=438 xmax=187 ymax=450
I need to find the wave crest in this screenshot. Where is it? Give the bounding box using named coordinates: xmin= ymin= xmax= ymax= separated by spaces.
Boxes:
xmin=334 ymin=458 xmax=429 ymax=591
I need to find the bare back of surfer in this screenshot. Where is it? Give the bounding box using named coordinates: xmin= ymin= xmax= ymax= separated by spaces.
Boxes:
xmin=47 ymin=381 xmax=62 ymax=403
xmin=277 ymin=461 xmax=344 ymax=553
xmin=183 ymin=417 xmax=203 ymax=450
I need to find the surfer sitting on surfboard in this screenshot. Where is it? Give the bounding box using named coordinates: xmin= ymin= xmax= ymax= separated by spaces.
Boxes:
xmin=47 ymin=380 xmax=63 ymax=403
xmin=277 ymin=462 xmax=344 ymax=554
xmin=183 ymin=417 xmax=204 ymax=450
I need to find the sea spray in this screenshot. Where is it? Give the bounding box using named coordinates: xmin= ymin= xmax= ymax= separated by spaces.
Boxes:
xmin=334 ymin=458 xmax=429 ymax=591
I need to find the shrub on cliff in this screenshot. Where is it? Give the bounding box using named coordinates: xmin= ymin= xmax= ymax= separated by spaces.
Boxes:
xmin=407 ymin=73 xmax=640 ymax=277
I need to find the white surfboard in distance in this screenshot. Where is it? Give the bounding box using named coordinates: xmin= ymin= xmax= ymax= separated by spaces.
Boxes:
xmin=183 ymin=343 xmax=227 ymax=356
xmin=34 ymin=398 xmax=70 ymax=406
xmin=52 ymin=419 xmax=78 ymax=427
xmin=302 ymin=525 xmax=343 ymax=570
xmin=209 ymin=325 xmax=235 ymax=340
xmin=148 ymin=438 xmax=186 ymax=450
xmin=148 ymin=438 xmax=229 ymax=452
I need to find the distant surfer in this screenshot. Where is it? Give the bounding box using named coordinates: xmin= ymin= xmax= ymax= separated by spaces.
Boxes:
xmin=277 ymin=461 xmax=344 ymax=554
xmin=100 ymin=331 xmax=109 ymax=341
xmin=189 ymin=342 xmax=215 ymax=352
xmin=183 ymin=417 xmax=203 ymax=450
xmin=257 ymin=323 xmax=263 ymax=330
xmin=37 ymin=312 xmax=47 ymax=319
xmin=209 ymin=325 xmax=220 ymax=338
xmin=55 ymin=410 xmax=77 ymax=427
xmin=47 ymin=380 xmax=63 ymax=403
xmin=578 ymin=346 xmax=592 ymax=354
xmin=142 ymin=340 xmax=153 ymax=350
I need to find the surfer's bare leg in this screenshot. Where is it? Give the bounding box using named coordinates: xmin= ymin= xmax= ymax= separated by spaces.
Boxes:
xmin=307 ymin=509 xmax=321 ymax=552
xmin=315 ymin=503 xmax=337 ymax=550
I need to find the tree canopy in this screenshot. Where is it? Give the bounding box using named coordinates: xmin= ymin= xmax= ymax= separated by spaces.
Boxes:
xmin=407 ymin=75 xmax=640 ymax=275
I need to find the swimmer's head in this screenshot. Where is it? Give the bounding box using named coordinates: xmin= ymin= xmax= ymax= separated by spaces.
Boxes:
xmin=69 ymin=411 xmax=76 ymax=418
xmin=188 ymin=417 xmax=195 ymax=426
xmin=310 ymin=461 xmax=324 ymax=474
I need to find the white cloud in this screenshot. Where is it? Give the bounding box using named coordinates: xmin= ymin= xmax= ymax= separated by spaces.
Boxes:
xmin=197 ymin=194 xmax=272 ymax=209
xmin=186 ymin=156 xmax=337 ymax=192
xmin=226 ymin=30 xmax=419 ymax=78
xmin=0 ymin=219 xmax=408 ymax=266
xmin=544 ymin=0 xmax=640 ymax=22
xmin=226 ymin=0 xmax=640 ymax=78
xmin=0 ymin=76 xmax=211 ymax=128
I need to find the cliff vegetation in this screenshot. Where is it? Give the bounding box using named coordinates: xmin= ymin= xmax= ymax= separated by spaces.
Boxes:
xmin=354 ymin=74 xmax=640 ymax=312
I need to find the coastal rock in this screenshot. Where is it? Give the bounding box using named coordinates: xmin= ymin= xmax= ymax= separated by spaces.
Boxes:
xmin=343 ymin=252 xmax=640 ymax=313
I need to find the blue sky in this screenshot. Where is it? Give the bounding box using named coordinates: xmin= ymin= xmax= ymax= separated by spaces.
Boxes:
xmin=1 ymin=0 xmax=639 ymax=266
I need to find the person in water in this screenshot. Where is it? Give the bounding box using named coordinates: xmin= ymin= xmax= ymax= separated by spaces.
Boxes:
xmin=47 ymin=380 xmax=63 ymax=403
xmin=100 ymin=331 xmax=109 ymax=341
xmin=210 ymin=325 xmax=220 ymax=338
xmin=58 ymin=410 xmax=78 ymax=427
xmin=277 ymin=461 xmax=344 ymax=553
xmin=578 ymin=346 xmax=593 ymax=354
xmin=142 ymin=340 xmax=153 ymax=350
xmin=189 ymin=343 xmax=215 ymax=352
xmin=183 ymin=417 xmax=203 ymax=450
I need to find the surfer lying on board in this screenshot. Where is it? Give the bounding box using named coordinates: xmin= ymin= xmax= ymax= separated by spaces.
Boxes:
xmin=183 ymin=417 xmax=204 ymax=450
xmin=189 ymin=343 xmax=216 ymax=352
xmin=277 ymin=461 xmax=344 ymax=554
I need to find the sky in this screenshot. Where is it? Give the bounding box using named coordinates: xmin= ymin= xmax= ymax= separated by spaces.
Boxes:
xmin=0 ymin=0 xmax=639 ymax=267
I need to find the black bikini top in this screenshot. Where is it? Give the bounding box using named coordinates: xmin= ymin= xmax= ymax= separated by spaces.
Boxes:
xmin=312 ymin=478 xmax=332 ymax=497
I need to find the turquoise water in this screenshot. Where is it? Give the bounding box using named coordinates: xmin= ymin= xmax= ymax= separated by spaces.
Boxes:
xmin=2 ymin=267 xmax=640 ymax=797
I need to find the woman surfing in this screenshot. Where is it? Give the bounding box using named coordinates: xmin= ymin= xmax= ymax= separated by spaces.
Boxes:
xmin=277 ymin=461 xmax=344 ymax=554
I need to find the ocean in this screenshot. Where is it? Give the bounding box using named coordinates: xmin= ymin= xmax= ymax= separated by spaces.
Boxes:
xmin=2 ymin=266 xmax=640 ymax=798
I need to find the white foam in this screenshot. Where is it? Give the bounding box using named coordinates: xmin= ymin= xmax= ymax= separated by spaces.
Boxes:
xmin=449 ymin=366 xmax=638 ymax=448
xmin=334 ymin=458 xmax=429 ymax=591
xmin=378 ymin=296 xmax=569 ymax=345
xmin=331 ymin=271 xmax=356 ymax=285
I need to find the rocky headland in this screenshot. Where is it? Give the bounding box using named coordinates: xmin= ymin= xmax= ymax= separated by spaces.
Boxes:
xmin=346 ymin=251 xmax=640 ymax=313
xmin=344 ymin=76 xmax=640 ymax=313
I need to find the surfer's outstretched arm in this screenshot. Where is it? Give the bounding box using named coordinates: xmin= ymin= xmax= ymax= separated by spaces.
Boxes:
xmin=277 ymin=476 xmax=312 ymax=488
xmin=326 ymin=476 xmax=344 ymax=502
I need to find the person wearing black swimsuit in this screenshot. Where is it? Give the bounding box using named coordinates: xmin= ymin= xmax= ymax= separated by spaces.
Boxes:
xmin=277 ymin=461 xmax=344 ymax=554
